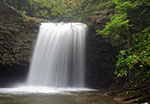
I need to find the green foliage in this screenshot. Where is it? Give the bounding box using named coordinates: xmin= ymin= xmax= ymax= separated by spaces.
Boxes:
xmin=115 ymin=27 xmax=150 ymax=77
xmin=6 ymin=0 xmax=108 ymax=22
xmin=97 ymin=13 xmax=130 ymax=37
xmin=97 ymin=0 xmax=150 ymax=77
xmin=5 ymin=0 xmax=29 ymax=11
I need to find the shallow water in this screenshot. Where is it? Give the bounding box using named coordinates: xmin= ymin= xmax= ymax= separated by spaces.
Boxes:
xmin=0 ymin=87 xmax=122 ymax=104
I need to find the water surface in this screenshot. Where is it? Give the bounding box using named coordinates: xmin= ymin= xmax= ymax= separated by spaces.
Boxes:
xmin=0 ymin=87 xmax=122 ymax=104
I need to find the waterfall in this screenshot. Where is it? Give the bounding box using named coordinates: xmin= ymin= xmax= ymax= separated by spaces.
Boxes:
xmin=27 ymin=22 xmax=87 ymax=88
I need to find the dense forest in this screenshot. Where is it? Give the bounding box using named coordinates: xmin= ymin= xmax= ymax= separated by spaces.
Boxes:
xmin=3 ymin=0 xmax=150 ymax=103
xmin=5 ymin=0 xmax=110 ymax=22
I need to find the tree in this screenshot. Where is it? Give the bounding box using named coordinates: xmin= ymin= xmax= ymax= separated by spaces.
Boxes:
xmin=97 ymin=0 xmax=150 ymax=78
xmin=5 ymin=0 xmax=109 ymax=22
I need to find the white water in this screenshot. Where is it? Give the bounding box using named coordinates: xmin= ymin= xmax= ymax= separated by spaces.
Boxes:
xmin=0 ymin=23 xmax=96 ymax=95
xmin=27 ymin=22 xmax=87 ymax=88
xmin=0 ymin=87 xmax=95 ymax=94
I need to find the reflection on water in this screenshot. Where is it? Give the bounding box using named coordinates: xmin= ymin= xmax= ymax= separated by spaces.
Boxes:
xmin=0 ymin=88 xmax=122 ymax=104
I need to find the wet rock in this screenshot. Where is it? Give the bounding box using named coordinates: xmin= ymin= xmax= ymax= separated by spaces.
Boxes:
xmin=0 ymin=0 xmax=39 ymax=67
xmin=89 ymin=10 xmax=111 ymax=29
xmin=86 ymin=29 xmax=117 ymax=88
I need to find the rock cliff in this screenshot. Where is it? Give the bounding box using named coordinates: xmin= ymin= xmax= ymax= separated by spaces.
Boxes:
xmin=0 ymin=0 xmax=38 ymax=86
xmin=0 ymin=0 xmax=38 ymax=67
xmin=86 ymin=11 xmax=117 ymax=88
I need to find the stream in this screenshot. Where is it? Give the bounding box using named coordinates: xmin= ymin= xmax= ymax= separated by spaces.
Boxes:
xmin=0 ymin=87 xmax=122 ymax=104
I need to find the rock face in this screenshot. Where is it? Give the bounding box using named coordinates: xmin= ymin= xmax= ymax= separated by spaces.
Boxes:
xmin=89 ymin=11 xmax=110 ymax=30
xmin=85 ymin=11 xmax=117 ymax=88
xmin=0 ymin=0 xmax=38 ymax=66
xmin=0 ymin=0 xmax=38 ymax=86
xmin=86 ymin=31 xmax=116 ymax=88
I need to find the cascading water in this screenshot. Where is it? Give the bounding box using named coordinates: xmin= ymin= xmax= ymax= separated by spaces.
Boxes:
xmin=0 ymin=22 xmax=117 ymax=104
xmin=27 ymin=22 xmax=87 ymax=88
